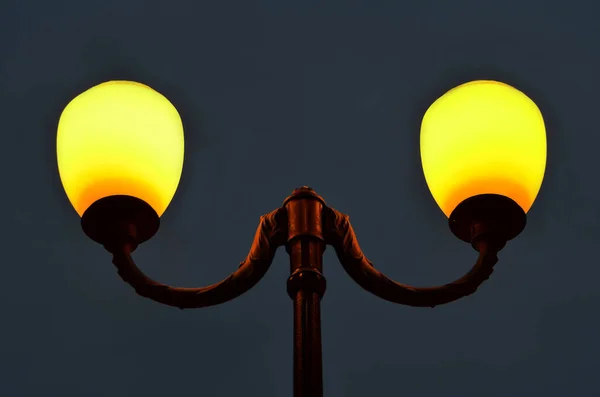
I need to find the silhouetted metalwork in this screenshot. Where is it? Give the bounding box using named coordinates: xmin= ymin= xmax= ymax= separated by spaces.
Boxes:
xmin=81 ymin=187 xmax=527 ymax=397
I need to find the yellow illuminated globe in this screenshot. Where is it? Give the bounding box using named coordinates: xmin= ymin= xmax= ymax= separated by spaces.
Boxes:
xmin=420 ymin=80 xmax=546 ymax=217
xmin=57 ymin=81 xmax=185 ymax=217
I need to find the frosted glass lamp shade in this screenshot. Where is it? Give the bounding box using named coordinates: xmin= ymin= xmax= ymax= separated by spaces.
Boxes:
xmin=57 ymin=81 xmax=185 ymax=217
xmin=420 ymin=80 xmax=547 ymax=217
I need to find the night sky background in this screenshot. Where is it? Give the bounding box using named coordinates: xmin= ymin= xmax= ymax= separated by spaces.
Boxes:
xmin=1 ymin=1 xmax=599 ymax=396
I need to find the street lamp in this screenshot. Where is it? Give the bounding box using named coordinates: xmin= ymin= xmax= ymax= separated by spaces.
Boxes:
xmin=56 ymin=79 xmax=547 ymax=397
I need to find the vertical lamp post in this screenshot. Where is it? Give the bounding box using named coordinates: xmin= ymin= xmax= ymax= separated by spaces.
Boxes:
xmin=57 ymin=80 xmax=546 ymax=397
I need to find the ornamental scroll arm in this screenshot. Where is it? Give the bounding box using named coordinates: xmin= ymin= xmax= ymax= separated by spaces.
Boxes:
xmin=322 ymin=206 xmax=503 ymax=308
xmin=110 ymin=207 xmax=288 ymax=309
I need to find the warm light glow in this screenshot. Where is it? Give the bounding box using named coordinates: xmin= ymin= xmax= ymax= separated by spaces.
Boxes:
xmin=420 ymin=80 xmax=546 ymax=217
xmin=57 ymin=81 xmax=184 ymax=217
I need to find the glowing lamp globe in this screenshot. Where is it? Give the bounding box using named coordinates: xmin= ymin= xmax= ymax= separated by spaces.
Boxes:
xmin=420 ymin=80 xmax=546 ymax=223
xmin=57 ymin=81 xmax=184 ymax=218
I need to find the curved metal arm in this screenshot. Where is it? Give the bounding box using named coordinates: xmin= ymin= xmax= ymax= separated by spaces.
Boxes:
xmin=111 ymin=208 xmax=288 ymax=309
xmin=323 ymin=206 xmax=503 ymax=308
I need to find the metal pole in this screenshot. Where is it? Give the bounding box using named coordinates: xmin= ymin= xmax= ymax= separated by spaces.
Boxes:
xmin=285 ymin=187 xmax=327 ymax=397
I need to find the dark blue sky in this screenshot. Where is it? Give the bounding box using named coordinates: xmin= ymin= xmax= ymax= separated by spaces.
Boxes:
xmin=1 ymin=0 xmax=599 ymax=396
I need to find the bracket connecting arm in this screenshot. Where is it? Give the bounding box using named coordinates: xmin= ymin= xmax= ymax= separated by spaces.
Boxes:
xmin=109 ymin=207 xmax=288 ymax=309
xmin=323 ymin=206 xmax=506 ymax=308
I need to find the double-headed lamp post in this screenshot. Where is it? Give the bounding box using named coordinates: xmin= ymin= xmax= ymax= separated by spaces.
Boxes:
xmin=56 ymin=80 xmax=546 ymax=397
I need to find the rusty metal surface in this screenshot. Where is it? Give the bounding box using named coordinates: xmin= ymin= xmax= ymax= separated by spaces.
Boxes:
xmin=84 ymin=187 xmax=525 ymax=396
